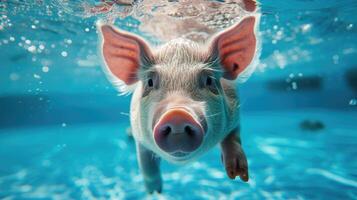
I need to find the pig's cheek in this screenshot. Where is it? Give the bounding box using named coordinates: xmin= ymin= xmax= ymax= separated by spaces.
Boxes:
xmin=204 ymin=99 xmax=227 ymax=140
xmin=140 ymin=99 xmax=157 ymax=140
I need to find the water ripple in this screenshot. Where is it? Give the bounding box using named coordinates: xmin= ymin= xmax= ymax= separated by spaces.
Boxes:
xmin=307 ymin=168 xmax=357 ymax=188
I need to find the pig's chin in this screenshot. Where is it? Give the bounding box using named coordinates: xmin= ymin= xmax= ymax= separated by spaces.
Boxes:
xmin=169 ymin=151 xmax=192 ymax=161
xmin=159 ymin=149 xmax=200 ymax=164
xmin=171 ymin=151 xmax=190 ymax=157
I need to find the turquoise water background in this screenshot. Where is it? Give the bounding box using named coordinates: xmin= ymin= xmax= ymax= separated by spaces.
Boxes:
xmin=0 ymin=0 xmax=356 ymax=199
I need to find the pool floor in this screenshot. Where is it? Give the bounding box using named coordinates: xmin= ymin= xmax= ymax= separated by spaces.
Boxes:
xmin=0 ymin=109 xmax=356 ymax=199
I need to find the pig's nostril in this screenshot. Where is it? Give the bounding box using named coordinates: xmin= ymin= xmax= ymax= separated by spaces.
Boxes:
xmin=162 ymin=126 xmax=171 ymax=136
xmin=185 ymin=125 xmax=194 ymax=136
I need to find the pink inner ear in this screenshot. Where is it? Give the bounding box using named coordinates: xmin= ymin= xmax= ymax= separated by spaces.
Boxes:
xmin=242 ymin=0 xmax=257 ymax=12
xmin=215 ymin=16 xmax=256 ymax=80
xmin=101 ymin=25 xmax=152 ymax=85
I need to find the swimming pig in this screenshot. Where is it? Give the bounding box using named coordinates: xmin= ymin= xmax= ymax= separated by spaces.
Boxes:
xmin=97 ymin=12 xmax=260 ymax=193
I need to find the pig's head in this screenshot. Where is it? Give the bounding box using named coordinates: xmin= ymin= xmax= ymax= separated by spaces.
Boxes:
xmin=98 ymin=15 xmax=260 ymax=163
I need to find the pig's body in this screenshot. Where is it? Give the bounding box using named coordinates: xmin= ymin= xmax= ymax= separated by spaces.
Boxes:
xmin=98 ymin=0 xmax=259 ymax=193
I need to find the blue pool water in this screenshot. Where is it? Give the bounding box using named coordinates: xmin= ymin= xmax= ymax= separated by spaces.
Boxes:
xmin=0 ymin=110 xmax=357 ymax=199
xmin=1 ymin=0 xmax=357 ymax=199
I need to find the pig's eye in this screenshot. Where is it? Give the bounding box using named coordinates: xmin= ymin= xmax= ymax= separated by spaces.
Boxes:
xmin=206 ymin=77 xmax=213 ymax=86
xmin=148 ymin=78 xmax=154 ymax=87
xmin=143 ymin=75 xmax=158 ymax=97
xmin=146 ymin=71 xmax=159 ymax=89
xmin=204 ymin=76 xmax=215 ymax=88
xmin=201 ymin=74 xmax=218 ymax=95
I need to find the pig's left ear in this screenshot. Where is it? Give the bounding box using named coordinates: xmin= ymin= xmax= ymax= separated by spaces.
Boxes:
xmin=98 ymin=23 xmax=154 ymax=92
xmin=208 ymin=16 xmax=260 ymax=81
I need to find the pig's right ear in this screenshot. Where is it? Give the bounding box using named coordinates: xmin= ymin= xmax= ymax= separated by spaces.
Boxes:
xmin=98 ymin=23 xmax=154 ymax=88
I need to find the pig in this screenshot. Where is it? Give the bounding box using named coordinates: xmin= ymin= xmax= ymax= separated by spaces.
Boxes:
xmin=97 ymin=3 xmax=260 ymax=194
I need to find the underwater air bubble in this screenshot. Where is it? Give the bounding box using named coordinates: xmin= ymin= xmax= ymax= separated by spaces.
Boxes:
xmin=33 ymin=74 xmax=41 ymax=79
xmin=301 ymin=24 xmax=312 ymax=33
xmin=28 ymin=45 xmax=36 ymax=53
xmin=65 ymin=39 xmax=72 ymax=44
xmin=349 ymin=99 xmax=357 ymax=106
xmin=9 ymin=73 xmax=19 ymax=81
xmin=61 ymin=51 xmax=68 ymax=57
xmin=42 ymin=66 xmax=49 ymax=73
xmin=332 ymin=55 xmax=339 ymax=64
xmin=292 ymin=82 xmax=297 ymax=90
xmin=347 ymin=24 xmax=353 ymax=30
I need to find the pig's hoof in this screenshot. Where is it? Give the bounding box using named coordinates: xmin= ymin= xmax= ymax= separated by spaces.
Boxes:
xmin=145 ymin=177 xmax=162 ymax=194
xmin=221 ymin=146 xmax=249 ymax=182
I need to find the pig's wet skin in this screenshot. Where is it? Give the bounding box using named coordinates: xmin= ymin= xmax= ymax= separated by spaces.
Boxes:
xmin=98 ymin=0 xmax=259 ymax=193
xmin=137 ymin=144 xmax=163 ymax=193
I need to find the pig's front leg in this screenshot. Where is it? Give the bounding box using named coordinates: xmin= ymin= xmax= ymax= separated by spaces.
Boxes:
xmin=136 ymin=143 xmax=162 ymax=193
xmin=220 ymin=128 xmax=249 ymax=182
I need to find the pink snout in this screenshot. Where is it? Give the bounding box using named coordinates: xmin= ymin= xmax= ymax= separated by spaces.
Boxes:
xmin=153 ymin=109 xmax=204 ymax=155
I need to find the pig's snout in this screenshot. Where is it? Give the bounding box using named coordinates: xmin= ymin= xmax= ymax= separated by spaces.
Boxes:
xmin=153 ymin=108 xmax=204 ymax=156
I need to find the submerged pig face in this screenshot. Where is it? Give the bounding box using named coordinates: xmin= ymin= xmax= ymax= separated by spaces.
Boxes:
xmin=98 ymin=15 xmax=259 ymax=162
xmin=140 ymin=47 xmax=218 ymax=160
